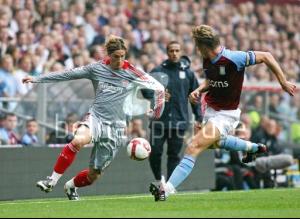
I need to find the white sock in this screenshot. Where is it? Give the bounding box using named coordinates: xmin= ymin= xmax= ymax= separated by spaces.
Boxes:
xmin=161 ymin=176 xmax=176 ymax=195
xmin=157 ymin=175 xmax=166 ymax=184
xmin=50 ymin=171 xmax=62 ymax=186
xmin=65 ymin=178 xmax=75 ymax=189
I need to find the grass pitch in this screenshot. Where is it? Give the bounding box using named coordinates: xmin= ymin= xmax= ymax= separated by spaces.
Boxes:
xmin=0 ymin=188 xmax=300 ymax=218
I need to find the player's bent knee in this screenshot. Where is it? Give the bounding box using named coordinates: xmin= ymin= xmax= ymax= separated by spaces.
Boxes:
xmin=71 ymin=136 xmax=90 ymax=149
xmin=72 ymin=129 xmax=92 ymax=148
xmin=74 ymin=126 xmax=92 ymax=143
xmin=185 ymin=145 xmax=198 ymax=155
xmin=185 ymin=140 xmax=204 ymax=156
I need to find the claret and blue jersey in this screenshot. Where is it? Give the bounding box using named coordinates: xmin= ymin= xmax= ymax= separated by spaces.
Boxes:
xmin=203 ymin=47 xmax=256 ymax=111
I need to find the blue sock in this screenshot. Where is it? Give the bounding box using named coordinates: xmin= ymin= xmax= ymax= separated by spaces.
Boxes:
xmin=168 ymin=155 xmax=196 ymax=189
xmin=219 ymin=135 xmax=258 ymax=153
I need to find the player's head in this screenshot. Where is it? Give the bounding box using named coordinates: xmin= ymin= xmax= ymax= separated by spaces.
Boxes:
xmin=192 ymin=25 xmax=220 ymax=58
xmin=166 ymin=41 xmax=181 ymax=63
xmin=105 ymin=35 xmax=127 ymax=70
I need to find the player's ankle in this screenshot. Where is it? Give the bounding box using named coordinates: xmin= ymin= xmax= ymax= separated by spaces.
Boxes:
xmin=50 ymin=171 xmax=62 ymax=186
xmin=65 ymin=178 xmax=76 ymax=189
xmin=165 ymin=182 xmax=176 ymax=197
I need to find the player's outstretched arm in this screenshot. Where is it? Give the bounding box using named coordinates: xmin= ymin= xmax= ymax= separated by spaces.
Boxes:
xmin=22 ymin=64 xmax=94 ymax=84
xmin=254 ymin=51 xmax=296 ymax=96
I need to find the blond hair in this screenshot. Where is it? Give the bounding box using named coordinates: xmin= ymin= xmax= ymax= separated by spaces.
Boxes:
xmin=192 ymin=25 xmax=220 ymax=50
xmin=105 ymin=35 xmax=127 ymax=55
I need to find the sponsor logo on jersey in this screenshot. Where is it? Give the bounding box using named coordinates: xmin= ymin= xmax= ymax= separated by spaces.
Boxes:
xmin=98 ymin=82 xmax=124 ymax=92
xmin=209 ymin=80 xmax=229 ymax=88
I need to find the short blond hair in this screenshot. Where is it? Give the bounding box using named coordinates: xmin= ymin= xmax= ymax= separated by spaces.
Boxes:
xmin=105 ymin=35 xmax=127 ymax=55
xmin=192 ymin=25 xmax=220 ymax=50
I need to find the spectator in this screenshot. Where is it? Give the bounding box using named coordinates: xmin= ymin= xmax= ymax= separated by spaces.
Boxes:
xmin=0 ymin=113 xmax=20 ymax=145
xmin=251 ymin=118 xmax=283 ymax=188
xmin=0 ymin=54 xmax=22 ymax=110
xmin=21 ymin=119 xmax=39 ymax=146
xmin=0 ymin=26 xmax=10 ymax=59
xmin=0 ymin=78 xmax=7 ymax=97
xmin=0 ymin=113 xmax=5 ymax=128
xmin=247 ymin=94 xmax=264 ymax=130
xmin=253 ymin=118 xmax=283 ymax=155
xmin=14 ymin=55 xmax=33 ymax=96
xmin=269 ymin=93 xmax=280 ymax=119
xmin=0 ymin=113 xmax=6 ymax=145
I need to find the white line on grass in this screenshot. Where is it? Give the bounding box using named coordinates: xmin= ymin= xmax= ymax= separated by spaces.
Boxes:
xmin=0 ymin=191 xmax=208 ymax=206
xmin=0 ymin=188 xmax=294 ymax=206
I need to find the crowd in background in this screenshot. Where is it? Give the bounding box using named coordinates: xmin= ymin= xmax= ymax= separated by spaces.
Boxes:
xmin=0 ymin=0 xmax=299 ymax=91
xmin=0 ymin=0 xmax=299 ymax=145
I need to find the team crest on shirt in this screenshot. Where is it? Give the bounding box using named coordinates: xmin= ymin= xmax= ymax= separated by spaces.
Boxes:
xmin=179 ymin=71 xmax=186 ymax=79
xmin=219 ymin=66 xmax=226 ymax=75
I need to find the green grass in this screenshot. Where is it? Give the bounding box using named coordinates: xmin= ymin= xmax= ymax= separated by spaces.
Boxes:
xmin=1 ymin=188 xmax=300 ymax=218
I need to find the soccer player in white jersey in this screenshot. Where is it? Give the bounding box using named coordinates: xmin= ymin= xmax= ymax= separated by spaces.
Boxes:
xmin=23 ymin=36 xmax=165 ymax=200
xmin=149 ymin=25 xmax=296 ymax=201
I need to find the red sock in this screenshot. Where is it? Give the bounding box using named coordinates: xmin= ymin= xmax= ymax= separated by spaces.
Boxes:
xmin=74 ymin=169 xmax=92 ymax=187
xmin=53 ymin=143 xmax=78 ymax=174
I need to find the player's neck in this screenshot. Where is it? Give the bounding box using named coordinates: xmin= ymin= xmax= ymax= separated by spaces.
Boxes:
xmin=208 ymin=46 xmax=223 ymax=61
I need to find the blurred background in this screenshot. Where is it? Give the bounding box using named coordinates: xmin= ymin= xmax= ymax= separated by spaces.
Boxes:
xmin=0 ymin=0 xmax=300 ymax=199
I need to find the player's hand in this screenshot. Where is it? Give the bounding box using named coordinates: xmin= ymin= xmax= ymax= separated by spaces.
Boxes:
xmin=22 ymin=76 xmax=34 ymax=84
xmin=146 ymin=109 xmax=154 ymax=119
xmin=194 ymin=121 xmax=202 ymax=134
xmin=189 ymin=88 xmax=201 ymax=104
xmin=281 ymin=81 xmax=296 ymax=96
xmin=165 ymin=89 xmax=171 ymax=102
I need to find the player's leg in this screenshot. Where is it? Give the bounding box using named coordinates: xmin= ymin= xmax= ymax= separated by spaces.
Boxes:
xmin=218 ymin=135 xmax=260 ymax=152
xmin=149 ymin=128 xmax=167 ymax=181
xmin=217 ymin=135 xmax=267 ymax=163
xmin=150 ymin=107 xmax=248 ymax=201
xmin=63 ymin=142 xmax=110 ymax=201
xmin=36 ymin=124 xmax=92 ymax=193
xmin=150 ymin=121 xmax=221 ymax=201
xmin=64 ymin=167 xmax=101 ymax=200
xmin=64 ymin=124 xmax=124 ymax=200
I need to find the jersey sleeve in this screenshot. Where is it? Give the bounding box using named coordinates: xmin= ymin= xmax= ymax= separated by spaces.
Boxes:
xmin=33 ymin=64 xmax=93 ymax=83
xmin=128 ymin=65 xmax=165 ymax=119
xmin=223 ymin=50 xmax=256 ymax=71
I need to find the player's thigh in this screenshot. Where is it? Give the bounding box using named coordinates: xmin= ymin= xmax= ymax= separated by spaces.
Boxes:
xmin=186 ymin=121 xmax=221 ymax=156
xmin=203 ymin=107 xmax=240 ymax=136
xmin=72 ymin=125 xmax=92 ymax=147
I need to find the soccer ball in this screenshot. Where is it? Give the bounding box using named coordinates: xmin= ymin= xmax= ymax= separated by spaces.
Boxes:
xmin=127 ymin=138 xmax=151 ymax=161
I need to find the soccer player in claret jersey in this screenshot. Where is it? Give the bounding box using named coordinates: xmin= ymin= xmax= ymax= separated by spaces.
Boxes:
xmin=23 ymin=36 xmax=165 ymax=200
xmin=149 ymin=25 xmax=296 ymax=201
